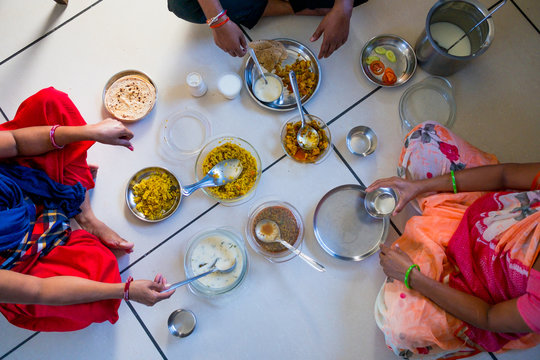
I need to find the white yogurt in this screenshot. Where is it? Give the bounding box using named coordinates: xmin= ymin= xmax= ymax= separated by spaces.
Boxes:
xmin=430 ymin=22 xmax=472 ymax=57
xmin=218 ymin=73 xmax=242 ymax=99
xmin=253 ymin=76 xmax=282 ymax=102
xmin=189 ymin=234 xmax=243 ymax=289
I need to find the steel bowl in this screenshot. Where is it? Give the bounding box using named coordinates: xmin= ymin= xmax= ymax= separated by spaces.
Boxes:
xmin=365 ymin=187 xmax=398 ymax=218
xmin=360 ymin=35 xmax=416 ymax=87
xmin=346 ymin=126 xmax=377 ymax=156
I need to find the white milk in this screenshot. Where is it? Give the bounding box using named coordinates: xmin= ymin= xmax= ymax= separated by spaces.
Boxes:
xmin=218 ymin=73 xmax=242 ymax=99
xmin=430 ymin=22 xmax=472 ymax=57
xmin=253 ymin=76 xmax=282 ymax=102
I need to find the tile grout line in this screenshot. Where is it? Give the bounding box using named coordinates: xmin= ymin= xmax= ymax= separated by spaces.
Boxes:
xmin=0 ymin=107 xmax=9 ymax=122
xmin=326 ymin=86 xmax=382 ymax=126
xmin=0 ymin=0 xmax=103 ymax=66
xmin=0 ymin=332 xmax=41 ymax=360
xmin=488 ymin=351 xmax=498 ymax=360
xmin=509 ymin=0 xmax=540 ymax=34
xmin=125 ymin=301 xmax=168 ymax=360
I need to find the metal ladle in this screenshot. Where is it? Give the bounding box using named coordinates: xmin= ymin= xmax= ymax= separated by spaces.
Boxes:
xmin=444 ymin=0 xmax=506 ymax=52
xmin=255 ymin=219 xmax=326 ymax=272
xmin=162 ymin=258 xmax=237 ymax=293
xmin=289 ymin=70 xmax=320 ymax=150
xmin=181 ymin=159 xmax=242 ymax=197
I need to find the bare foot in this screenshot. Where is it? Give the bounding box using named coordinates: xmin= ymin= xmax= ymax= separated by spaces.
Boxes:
xmin=78 ymin=216 xmax=134 ymax=254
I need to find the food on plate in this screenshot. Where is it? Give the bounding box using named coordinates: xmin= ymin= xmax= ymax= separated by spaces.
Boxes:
xmin=202 ymin=142 xmax=257 ymax=199
xmin=382 ymin=68 xmax=397 ymax=85
xmin=104 ymin=75 xmax=156 ymax=121
xmin=283 ymin=119 xmax=329 ymax=163
xmin=132 ymin=172 xmax=179 ymax=220
xmin=249 ymin=40 xmax=288 ymax=71
xmin=366 ymin=55 xmax=380 ymax=65
xmin=251 ymin=206 xmax=300 ymax=253
xmin=274 ymin=58 xmax=317 ymax=98
xmin=189 ymin=233 xmax=243 ymax=289
xmin=385 ymin=49 xmax=396 ymax=62
xmin=369 ymin=60 xmax=385 ymax=75
xmin=375 ymin=46 xmax=387 ymax=55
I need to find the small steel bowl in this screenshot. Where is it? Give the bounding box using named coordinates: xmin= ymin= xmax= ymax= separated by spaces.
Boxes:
xmin=103 ymin=69 xmax=157 ymax=121
xmin=167 ymin=309 xmax=196 ymax=338
xmin=346 ymin=126 xmax=377 ymax=156
xmin=360 ymin=34 xmax=416 ymax=87
xmin=364 ymin=187 xmax=398 ymax=218
xmin=125 ymin=167 xmax=181 ymax=222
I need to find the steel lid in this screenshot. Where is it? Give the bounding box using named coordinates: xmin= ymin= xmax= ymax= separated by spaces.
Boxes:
xmin=313 ymin=184 xmax=388 ymax=261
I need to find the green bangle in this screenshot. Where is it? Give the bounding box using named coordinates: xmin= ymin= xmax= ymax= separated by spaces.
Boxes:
xmin=404 ymin=264 xmax=420 ymax=289
xmin=450 ymin=170 xmax=458 ymax=194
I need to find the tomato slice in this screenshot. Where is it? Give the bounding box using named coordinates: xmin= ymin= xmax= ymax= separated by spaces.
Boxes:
xmin=382 ymin=68 xmax=397 ymax=85
xmin=369 ymin=60 xmax=385 ymax=75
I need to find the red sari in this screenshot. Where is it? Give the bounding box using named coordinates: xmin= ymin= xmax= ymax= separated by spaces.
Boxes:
xmin=0 ymin=88 xmax=121 ymax=332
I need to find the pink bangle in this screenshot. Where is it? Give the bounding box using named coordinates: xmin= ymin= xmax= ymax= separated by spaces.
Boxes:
xmin=124 ymin=276 xmax=133 ymax=301
xmin=49 ymin=125 xmax=64 ymax=149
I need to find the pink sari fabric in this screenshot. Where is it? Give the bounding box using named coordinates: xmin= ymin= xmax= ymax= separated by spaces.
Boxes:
xmin=375 ymin=122 xmax=540 ymax=358
xmin=447 ymin=191 xmax=540 ymax=351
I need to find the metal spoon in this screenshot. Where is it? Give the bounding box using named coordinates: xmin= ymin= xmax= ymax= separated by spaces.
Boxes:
xmin=181 ymin=159 xmax=242 ymax=197
xmin=248 ymin=47 xmax=268 ymax=84
xmin=162 ymin=258 xmax=237 ymax=293
xmin=289 ymin=70 xmax=319 ymax=150
xmin=255 ymin=219 xmax=326 ymax=272
xmin=444 ymin=0 xmax=506 ymax=52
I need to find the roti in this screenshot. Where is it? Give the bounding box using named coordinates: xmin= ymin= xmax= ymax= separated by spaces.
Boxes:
xmin=249 ymin=40 xmax=288 ymax=72
xmin=104 ymin=75 xmax=156 ymax=121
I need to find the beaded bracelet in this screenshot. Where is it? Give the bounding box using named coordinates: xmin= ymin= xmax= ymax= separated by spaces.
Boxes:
xmin=206 ymin=9 xmax=226 ymax=26
xmin=450 ymin=170 xmax=458 ymax=194
xmin=49 ymin=125 xmax=64 ymax=149
xmin=210 ymin=16 xmax=229 ymax=29
xmin=123 ymin=276 xmax=133 ymax=301
xmin=404 ymin=264 xmax=420 ymax=290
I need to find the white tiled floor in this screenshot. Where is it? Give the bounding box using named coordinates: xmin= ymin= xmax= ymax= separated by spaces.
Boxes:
xmin=0 ymin=0 xmax=539 ymax=359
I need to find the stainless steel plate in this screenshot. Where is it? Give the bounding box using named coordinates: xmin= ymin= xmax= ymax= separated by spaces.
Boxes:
xmin=360 ymin=34 xmax=416 ymax=87
xmin=313 ymin=184 xmax=388 ymax=261
xmin=125 ymin=167 xmax=181 ymax=222
xmin=244 ymin=38 xmax=321 ymax=111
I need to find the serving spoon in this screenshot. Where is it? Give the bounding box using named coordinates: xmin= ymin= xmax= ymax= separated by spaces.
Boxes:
xmin=289 ymin=70 xmax=319 ymax=150
xmin=255 ymin=219 xmax=326 ymax=272
xmin=162 ymin=258 xmax=237 ymax=293
xmin=181 ymin=159 xmax=242 ymax=197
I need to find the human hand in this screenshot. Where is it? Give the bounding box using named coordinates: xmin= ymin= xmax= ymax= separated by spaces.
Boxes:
xmin=212 ymin=20 xmax=247 ymax=57
xmin=128 ymin=274 xmax=175 ymax=306
xmin=310 ymin=4 xmax=352 ymax=59
xmin=366 ymin=177 xmax=421 ymax=215
xmin=89 ymin=118 xmax=134 ymax=150
xmin=379 ymin=244 xmax=415 ymax=282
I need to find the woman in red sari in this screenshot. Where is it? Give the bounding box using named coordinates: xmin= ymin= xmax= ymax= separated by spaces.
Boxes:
xmin=370 ymin=121 xmax=540 ymax=358
xmin=0 ymin=87 xmax=174 ymax=332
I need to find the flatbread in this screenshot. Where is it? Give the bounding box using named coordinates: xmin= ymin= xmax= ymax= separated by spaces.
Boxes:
xmin=249 ymin=40 xmax=288 ymax=71
xmin=104 ymin=75 xmax=156 ymax=121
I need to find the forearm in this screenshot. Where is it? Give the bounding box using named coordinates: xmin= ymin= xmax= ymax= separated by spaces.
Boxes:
xmin=0 ymin=270 xmax=123 ymax=305
xmin=415 ymin=163 xmax=540 ymax=195
xmin=334 ymin=0 xmax=354 ymax=12
xmin=7 ymin=125 xmax=97 ymax=157
xmin=409 ymin=269 xmax=531 ymax=333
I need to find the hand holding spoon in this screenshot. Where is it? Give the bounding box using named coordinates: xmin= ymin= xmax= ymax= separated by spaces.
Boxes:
xmin=181 ymin=159 xmax=242 ymax=197
xmin=289 ymin=70 xmax=319 ymax=150
xmin=255 ymin=219 xmax=326 ymax=272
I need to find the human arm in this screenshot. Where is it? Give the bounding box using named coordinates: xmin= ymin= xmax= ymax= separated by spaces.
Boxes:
xmin=0 ymin=270 xmax=174 ymax=306
xmin=197 ymin=0 xmax=247 ymax=57
xmin=310 ymin=0 xmax=354 ymax=59
xmin=367 ymin=163 xmax=540 ymax=214
xmin=379 ymin=244 xmax=535 ymax=333
xmin=0 ymin=118 xmax=134 ymax=159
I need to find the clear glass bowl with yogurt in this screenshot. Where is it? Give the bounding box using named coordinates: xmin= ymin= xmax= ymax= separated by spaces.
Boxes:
xmin=184 ymin=227 xmax=248 ymax=297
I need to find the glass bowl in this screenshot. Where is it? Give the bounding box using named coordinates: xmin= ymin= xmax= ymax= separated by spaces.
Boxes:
xmin=160 ymin=109 xmax=211 ymax=160
xmin=280 ymin=114 xmax=332 ymax=164
xmin=195 ymin=136 xmax=262 ymax=206
xmin=184 ymin=227 xmax=248 ymax=297
xmin=245 ymin=200 xmax=304 ymax=263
